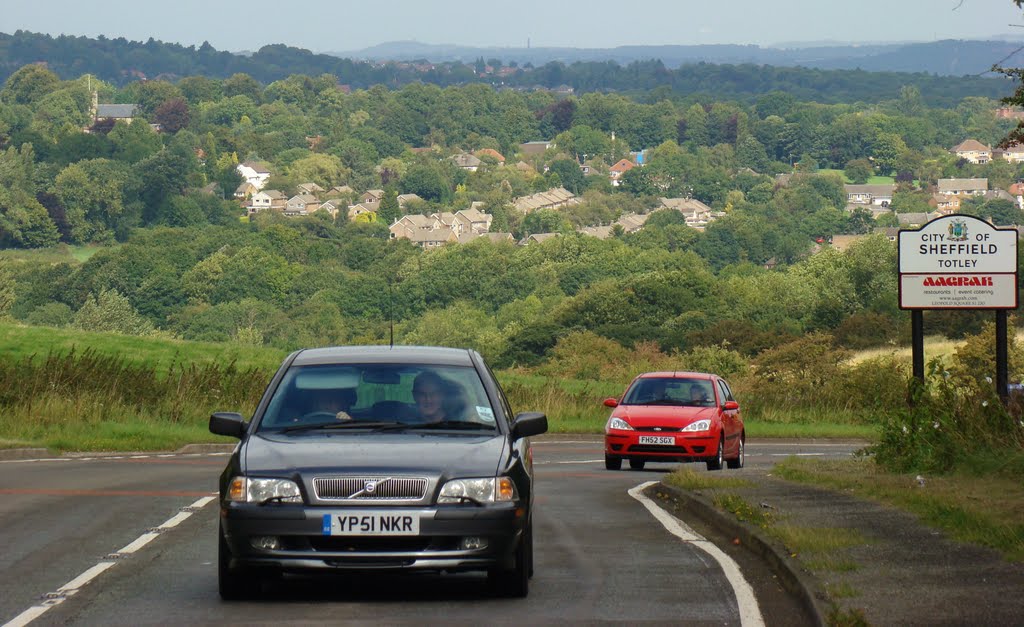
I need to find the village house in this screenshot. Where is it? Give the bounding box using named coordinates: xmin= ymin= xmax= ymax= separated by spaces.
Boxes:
xmin=361 ymin=189 xmax=385 ymax=206
xmin=319 ymin=199 xmax=346 ymax=219
xmin=519 ymin=233 xmax=560 ymax=245
xmin=937 ymin=178 xmax=988 ymax=195
xmin=389 ymin=214 xmax=442 ymax=240
xmin=951 ymin=139 xmax=992 ymax=164
xmin=234 ymin=181 xmax=258 ymax=201
xmin=512 ymin=188 xmax=579 ymax=213
xmin=994 ymin=143 xmax=1024 ymax=163
xmin=236 ymin=161 xmax=272 ymax=190
xmin=285 ymin=194 xmax=321 ymax=216
xmin=248 ymin=189 xmax=287 ymax=215
xmin=474 ymin=148 xmax=506 ymax=165
xmin=930 ymin=193 xmax=960 ymax=214
xmin=450 ymin=153 xmax=483 ymax=171
xmin=479 ymin=232 xmax=515 ymax=243
xmin=296 ymin=182 xmax=325 ymax=196
xmin=615 ymin=213 xmax=649 ymax=234
xmin=579 ymin=225 xmax=614 ymax=239
xmin=608 ymin=159 xmax=635 ymax=186
xmin=844 ymin=184 xmax=895 ymax=206
xmin=407 ymin=228 xmax=459 ymax=249
xmin=328 ymin=185 xmax=354 ymax=197
xmin=519 ymin=141 xmax=553 ymax=156
xmin=397 ymin=193 xmax=423 ymax=209
xmin=897 ymin=212 xmax=939 ymax=228
xmin=347 ymin=203 xmax=375 ymax=220
xmin=658 ymin=197 xmax=725 ymax=230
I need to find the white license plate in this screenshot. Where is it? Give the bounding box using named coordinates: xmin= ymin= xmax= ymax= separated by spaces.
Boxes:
xmin=322 ymin=512 xmax=420 ymax=536
xmin=638 ymin=435 xmax=676 ymax=445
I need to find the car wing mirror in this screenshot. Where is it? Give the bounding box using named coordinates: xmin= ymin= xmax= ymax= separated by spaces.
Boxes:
xmin=723 ymin=401 xmax=739 ymax=411
xmin=603 ymin=398 xmax=619 ymax=408
xmin=511 ymin=412 xmax=548 ymax=440
xmin=210 ymin=412 xmax=248 ymax=438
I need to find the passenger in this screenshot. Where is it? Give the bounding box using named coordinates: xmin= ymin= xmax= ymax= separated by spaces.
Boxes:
xmin=412 ymin=371 xmax=463 ymax=423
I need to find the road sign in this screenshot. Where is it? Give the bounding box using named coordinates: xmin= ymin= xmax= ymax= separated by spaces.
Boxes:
xmin=898 ymin=215 xmax=1018 ymax=310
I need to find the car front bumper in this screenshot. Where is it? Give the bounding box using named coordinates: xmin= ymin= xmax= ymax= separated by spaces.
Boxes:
xmin=221 ymin=501 xmax=527 ymax=573
xmin=605 ymin=430 xmax=717 ymax=462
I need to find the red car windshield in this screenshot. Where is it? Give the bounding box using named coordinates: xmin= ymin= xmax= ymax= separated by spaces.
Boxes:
xmin=622 ymin=377 xmax=716 ymax=407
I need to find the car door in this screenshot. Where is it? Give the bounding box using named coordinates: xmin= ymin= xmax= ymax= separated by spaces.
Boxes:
xmin=717 ymin=379 xmax=741 ymax=455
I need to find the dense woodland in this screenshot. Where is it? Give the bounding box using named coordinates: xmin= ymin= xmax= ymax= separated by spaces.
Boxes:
xmin=0 ymin=55 xmax=1022 ymax=371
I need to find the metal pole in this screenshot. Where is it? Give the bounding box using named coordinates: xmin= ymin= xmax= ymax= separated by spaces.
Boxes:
xmin=996 ymin=310 xmax=1008 ymax=402
xmin=912 ymin=310 xmax=925 ymax=384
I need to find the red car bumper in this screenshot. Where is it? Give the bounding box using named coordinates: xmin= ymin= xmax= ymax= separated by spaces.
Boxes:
xmin=605 ymin=430 xmax=718 ymax=462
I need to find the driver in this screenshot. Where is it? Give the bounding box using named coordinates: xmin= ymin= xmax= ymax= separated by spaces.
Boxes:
xmin=307 ymin=387 xmax=357 ymax=421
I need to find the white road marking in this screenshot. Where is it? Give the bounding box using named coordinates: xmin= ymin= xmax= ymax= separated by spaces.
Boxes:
xmin=0 ymin=452 xmax=230 ymax=465
xmin=2 ymin=494 xmax=217 ymax=627
xmin=629 ymin=481 xmax=765 ymax=627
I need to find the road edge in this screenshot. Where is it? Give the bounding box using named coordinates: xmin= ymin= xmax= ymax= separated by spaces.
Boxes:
xmin=655 ymin=481 xmax=829 ymax=627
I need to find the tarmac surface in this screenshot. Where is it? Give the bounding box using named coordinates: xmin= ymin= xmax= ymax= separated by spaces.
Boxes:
xmin=659 ymin=465 xmax=1024 ymax=626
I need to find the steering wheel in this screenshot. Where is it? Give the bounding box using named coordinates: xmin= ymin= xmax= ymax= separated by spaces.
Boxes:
xmin=299 ymin=410 xmax=345 ymax=422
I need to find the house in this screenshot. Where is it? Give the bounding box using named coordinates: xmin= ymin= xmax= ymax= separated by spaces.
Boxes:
xmin=897 ymin=212 xmax=937 ymax=228
xmin=397 ymin=193 xmax=423 ymax=209
xmin=608 ymin=159 xmax=635 ymax=186
xmin=237 ymin=161 xmax=272 ymax=190
xmin=519 ymin=233 xmax=560 ymax=245
xmin=285 ymin=194 xmax=321 ymax=216
xmin=937 ymin=178 xmax=988 ymax=195
xmin=347 ymin=203 xmax=375 ymax=220
xmin=579 ymin=225 xmax=614 ymax=239
xmin=519 ymin=141 xmax=553 ymax=156
xmin=234 ymin=181 xmax=258 ymax=200
xmin=450 ymin=153 xmax=483 ymax=171
xmin=475 ymin=148 xmax=506 ymax=165
xmin=658 ymin=197 xmax=724 ymax=230
xmin=580 ymin=161 xmax=600 ymax=176
xmin=328 ymin=185 xmax=354 ymax=197
xmin=930 ymin=194 xmax=961 ymax=214
xmin=951 ymin=139 xmax=992 ymax=164
xmin=406 ymin=228 xmax=458 ymax=249
xmin=844 ymin=184 xmax=896 ymax=206
xmin=361 ymin=189 xmax=385 ymax=206
xmin=453 ymin=208 xmax=492 ymax=234
xmin=319 ymin=199 xmax=347 ymax=218
xmin=389 ymin=214 xmax=442 ymax=240
xmin=512 ymin=188 xmax=579 ymax=213
xmin=296 ymin=182 xmax=325 ymax=196
xmin=614 ymin=213 xmax=649 ymax=233
xmin=249 ymin=189 xmax=287 ymax=214
xmin=94 ymin=103 xmax=140 ymax=124
xmin=994 ymin=143 xmax=1024 ymax=163
xmin=479 ymin=232 xmax=515 ymax=243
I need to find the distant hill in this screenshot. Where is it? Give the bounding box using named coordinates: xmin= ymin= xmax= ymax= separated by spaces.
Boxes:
xmin=334 ymin=39 xmax=1024 ymax=77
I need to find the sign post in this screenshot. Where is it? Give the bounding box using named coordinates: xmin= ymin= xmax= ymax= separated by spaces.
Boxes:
xmin=898 ymin=215 xmax=1019 ymax=399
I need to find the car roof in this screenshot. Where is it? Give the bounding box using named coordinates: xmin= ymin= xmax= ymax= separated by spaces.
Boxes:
xmin=290 ymin=345 xmax=477 ymax=367
xmin=636 ymin=371 xmax=716 ymax=380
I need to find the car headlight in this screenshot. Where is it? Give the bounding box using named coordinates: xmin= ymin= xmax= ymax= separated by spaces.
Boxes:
xmin=438 ymin=477 xmax=516 ymax=504
xmin=228 ymin=477 xmax=302 ymax=504
xmin=607 ymin=417 xmax=633 ymax=431
xmin=681 ymin=420 xmax=711 ymax=432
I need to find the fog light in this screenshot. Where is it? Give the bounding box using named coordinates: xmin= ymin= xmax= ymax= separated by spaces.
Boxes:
xmin=459 ymin=536 xmax=487 ymax=551
xmin=251 ymin=536 xmax=281 ymax=551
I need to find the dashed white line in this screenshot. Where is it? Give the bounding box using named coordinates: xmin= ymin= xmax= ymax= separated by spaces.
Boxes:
xmin=2 ymin=495 xmax=217 ymax=627
xmin=629 ymin=481 xmax=765 ymax=627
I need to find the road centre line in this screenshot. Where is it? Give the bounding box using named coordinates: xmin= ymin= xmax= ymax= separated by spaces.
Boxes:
xmin=2 ymin=495 xmax=216 ymax=627
xmin=0 ymin=452 xmax=230 ymax=465
xmin=629 ymin=481 xmax=765 ymax=627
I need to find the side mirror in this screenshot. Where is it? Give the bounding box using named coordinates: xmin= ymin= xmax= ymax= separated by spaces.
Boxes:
xmin=511 ymin=412 xmax=548 ymax=440
xmin=210 ymin=412 xmax=248 ymax=439
xmin=723 ymin=401 xmax=739 ymax=411
xmin=603 ymin=398 xmax=619 ymax=408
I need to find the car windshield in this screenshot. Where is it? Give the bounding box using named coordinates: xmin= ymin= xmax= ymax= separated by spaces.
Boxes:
xmin=621 ymin=377 xmax=716 ymax=407
xmin=257 ymin=363 xmax=499 ymax=432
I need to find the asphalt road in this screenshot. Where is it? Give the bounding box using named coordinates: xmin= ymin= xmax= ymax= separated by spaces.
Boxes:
xmin=0 ymin=438 xmax=861 ymax=626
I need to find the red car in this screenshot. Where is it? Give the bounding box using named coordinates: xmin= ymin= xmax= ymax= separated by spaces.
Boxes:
xmin=603 ymin=371 xmax=744 ymax=471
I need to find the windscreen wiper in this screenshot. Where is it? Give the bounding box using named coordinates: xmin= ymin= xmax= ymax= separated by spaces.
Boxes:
xmin=282 ymin=421 xmax=406 ymax=433
xmin=414 ymin=420 xmax=495 ymax=431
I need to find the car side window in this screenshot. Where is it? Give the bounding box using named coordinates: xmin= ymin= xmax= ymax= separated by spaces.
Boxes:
xmin=717 ymin=380 xmax=735 ymax=405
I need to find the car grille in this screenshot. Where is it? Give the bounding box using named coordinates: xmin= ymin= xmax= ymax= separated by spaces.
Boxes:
xmin=310 ymin=537 xmax=434 ymax=553
xmin=313 ymin=476 xmax=428 ymax=501
xmin=629 ymin=445 xmax=690 ymax=454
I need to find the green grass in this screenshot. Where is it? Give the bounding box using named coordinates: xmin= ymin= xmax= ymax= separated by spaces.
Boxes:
xmin=665 ymin=468 xmax=752 ymax=490
xmin=775 ymin=457 xmax=1024 ymax=562
xmin=0 ymin=244 xmax=106 ymax=265
xmin=0 ymin=322 xmax=287 ymax=374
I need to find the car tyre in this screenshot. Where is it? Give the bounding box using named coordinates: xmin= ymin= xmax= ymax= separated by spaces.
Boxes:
xmin=489 ymin=524 xmax=530 ymax=597
xmin=727 ymin=435 xmax=745 ymax=469
xmin=218 ymin=525 xmax=259 ymax=601
xmin=706 ymin=437 xmax=724 ymax=471
xmin=629 ymin=459 xmax=646 ymax=470
xmin=605 ymin=454 xmax=622 ymax=470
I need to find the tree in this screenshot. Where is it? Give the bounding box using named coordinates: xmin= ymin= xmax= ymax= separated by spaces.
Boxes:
xmin=378 ymin=189 xmax=400 ymax=225
xmin=1 ymin=65 xmax=60 ymax=105
xmin=844 ymin=159 xmax=873 ymax=184
xmin=71 ymin=289 xmax=155 ymax=336
xmin=154 ymin=98 xmax=191 ymax=134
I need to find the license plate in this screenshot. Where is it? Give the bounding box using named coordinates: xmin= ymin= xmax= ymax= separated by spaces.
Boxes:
xmin=322 ymin=512 xmax=420 ymax=536
xmin=638 ymin=435 xmax=676 ymax=445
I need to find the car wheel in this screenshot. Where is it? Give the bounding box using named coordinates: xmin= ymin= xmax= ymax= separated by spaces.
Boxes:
xmin=218 ymin=525 xmax=259 ymax=601
xmin=629 ymin=459 xmax=646 ymax=470
xmin=605 ymin=454 xmax=622 ymax=470
xmin=727 ymin=435 xmax=745 ymax=469
xmin=706 ymin=437 xmax=724 ymax=471
xmin=489 ymin=524 xmax=530 ymax=597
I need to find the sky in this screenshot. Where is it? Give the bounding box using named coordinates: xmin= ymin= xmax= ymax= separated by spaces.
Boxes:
xmin=2 ymin=0 xmax=1023 ymax=53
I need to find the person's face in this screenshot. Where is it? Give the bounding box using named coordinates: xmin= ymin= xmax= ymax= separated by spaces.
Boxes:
xmin=413 ymin=382 xmax=444 ymax=420
xmin=690 ymin=387 xmax=704 ymax=401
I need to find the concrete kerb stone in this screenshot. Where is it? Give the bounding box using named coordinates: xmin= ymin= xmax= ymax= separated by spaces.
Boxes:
xmin=0 ymin=447 xmax=56 ymax=460
xmin=0 ymin=443 xmax=236 ymax=460
xmin=655 ymin=481 xmax=829 ymax=627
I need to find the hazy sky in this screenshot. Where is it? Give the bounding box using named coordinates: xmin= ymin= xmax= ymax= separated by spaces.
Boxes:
xmin=3 ymin=0 xmax=1023 ymax=52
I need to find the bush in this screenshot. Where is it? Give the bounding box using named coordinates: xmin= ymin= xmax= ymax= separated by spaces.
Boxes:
xmin=832 ymin=312 xmax=903 ymax=350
